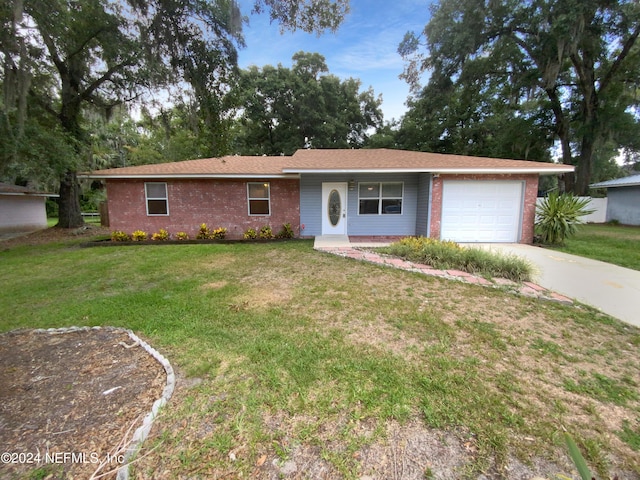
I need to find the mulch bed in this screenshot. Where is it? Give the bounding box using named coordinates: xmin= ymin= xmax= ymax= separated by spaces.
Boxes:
xmin=0 ymin=328 xmax=166 ymax=480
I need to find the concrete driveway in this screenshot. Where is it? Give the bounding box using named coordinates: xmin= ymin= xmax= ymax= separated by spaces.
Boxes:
xmin=473 ymin=244 xmax=640 ymax=328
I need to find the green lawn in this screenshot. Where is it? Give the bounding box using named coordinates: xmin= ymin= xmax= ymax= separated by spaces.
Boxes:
xmin=1 ymin=237 xmax=639 ymax=478
xmin=549 ymin=223 xmax=640 ymax=271
xmin=47 ymin=215 xmax=102 ymax=227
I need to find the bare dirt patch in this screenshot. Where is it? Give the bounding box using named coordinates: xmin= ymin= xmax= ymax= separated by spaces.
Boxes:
xmin=201 ymin=280 xmax=229 ymax=290
xmin=0 ymin=225 xmax=110 ymax=249
xmin=0 ymin=328 xmax=166 ymax=480
xmin=235 ymin=284 xmax=294 ymax=309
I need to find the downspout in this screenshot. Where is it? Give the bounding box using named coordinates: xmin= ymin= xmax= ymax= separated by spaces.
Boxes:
xmin=426 ymin=174 xmax=433 ymax=238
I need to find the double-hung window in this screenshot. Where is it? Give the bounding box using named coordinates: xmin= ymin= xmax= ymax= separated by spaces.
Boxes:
xmin=248 ymin=182 xmax=270 ymax=215
xmin=358 ymin=182 xmax=403 ymax=215
xmin=145 ymin=182 xmax=169 ymax=215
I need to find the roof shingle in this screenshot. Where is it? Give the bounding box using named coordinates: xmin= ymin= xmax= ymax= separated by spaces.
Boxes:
xmin=0 ymin=182 xmax=58 ymax=196
xmin=288 ymin=149 xmax=572 ymax=173
xmin=590 ymin=174 xmax=640 ymax=188
xmin=81 ymin=149 xmax=573 ymax=178
xmin=83 ymin=155 xmax=294 ymax=177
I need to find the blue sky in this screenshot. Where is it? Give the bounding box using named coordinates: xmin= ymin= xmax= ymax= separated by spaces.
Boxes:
xmin=236 ymin=0 xmax=431 ymax=123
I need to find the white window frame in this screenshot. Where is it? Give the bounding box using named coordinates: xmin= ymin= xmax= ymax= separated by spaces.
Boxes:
xmin=358 ymin=182 xmax=404 ymax=215
xmin=145 ymin=182 xmax=169 ymax=216
xmin=247 ymin=182 xmax=271 ymax=216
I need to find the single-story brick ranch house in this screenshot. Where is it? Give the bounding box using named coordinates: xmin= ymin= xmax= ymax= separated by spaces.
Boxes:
xmin=81 ymin=148 xmax=573 ymax=243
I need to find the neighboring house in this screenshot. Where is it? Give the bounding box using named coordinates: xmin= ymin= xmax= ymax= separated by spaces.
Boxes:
xmin=590 ymin=174 xmax=640 ymax=226
xmin=0 ymin=183 xmax=58 ymax=234
xmin=81 ymin=149 xmax=573 ymax=243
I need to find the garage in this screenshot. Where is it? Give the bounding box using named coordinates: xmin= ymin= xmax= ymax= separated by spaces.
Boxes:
xmin=440 ymin=180 xmax=524 ymax=243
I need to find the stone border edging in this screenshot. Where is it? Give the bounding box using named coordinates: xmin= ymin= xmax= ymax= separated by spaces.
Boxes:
xmin=116 ymin=329 xmax=175 ymax=480
xmin=317 ymin=246 xmax=574 ymax=305
xmin=21 ymin=325 xmax=174 ymax=480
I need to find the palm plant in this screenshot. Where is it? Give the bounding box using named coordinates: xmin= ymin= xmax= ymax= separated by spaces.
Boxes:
xmin=535 ymin=192 xmax=594 ymax=245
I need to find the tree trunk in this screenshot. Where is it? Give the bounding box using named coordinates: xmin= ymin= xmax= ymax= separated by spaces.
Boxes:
xmin=573 ymin=84 xmax=598 ymax=196
xmin=546 ymin=87 xmax=574 ymax=192
xmin=57 ymin=170 xmax=84 ymax=228
xmin=56 ymin=72 xmax=86 ymax=229
xmin=575 ymin=132 xmax=596 ymax=196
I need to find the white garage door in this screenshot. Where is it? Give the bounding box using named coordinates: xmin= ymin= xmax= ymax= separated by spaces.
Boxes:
xmin=441 ymin=180 xmax=524 ymax=243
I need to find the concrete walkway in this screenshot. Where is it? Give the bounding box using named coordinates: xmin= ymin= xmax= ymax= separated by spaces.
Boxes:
xmin=471 ymin=244 xmax=640 ymax=328
xmin=313 ymin=235 xmax=390 ymax=249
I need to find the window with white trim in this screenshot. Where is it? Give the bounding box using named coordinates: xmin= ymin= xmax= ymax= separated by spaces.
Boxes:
xmin=358 ymin=182 xmax=403 ymax=215
xmin=248 ymin=182 xmax=270 ymax=215
xmin=145 ymin=182 xmax=169 ymax=215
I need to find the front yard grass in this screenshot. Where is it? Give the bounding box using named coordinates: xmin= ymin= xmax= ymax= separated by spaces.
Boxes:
xmin=1 ymin=237 xmax=639 ymax=478
xmin=549 ymin=223 xmax=640 ymax=271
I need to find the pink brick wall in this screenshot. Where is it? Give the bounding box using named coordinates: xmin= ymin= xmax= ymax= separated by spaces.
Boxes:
xmin=429 ymin=174 xmax=539 ymax=244
xmin=106 ymin=178 xmax=300 ymax=239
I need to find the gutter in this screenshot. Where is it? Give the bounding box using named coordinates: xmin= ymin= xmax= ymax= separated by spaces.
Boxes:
xmin=0 ymin=192 xmax=59 ymax=198
xmin=78 ymin=173 xmax=300 ymax=180
xmin=283 ymin=167 xmax=575 ymax=175
xmin=590 ymin=182 xmax=640 ymax=188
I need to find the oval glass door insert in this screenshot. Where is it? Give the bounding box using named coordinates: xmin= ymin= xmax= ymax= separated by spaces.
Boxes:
xmin=328 ymin=189 xmax=341 ymax=226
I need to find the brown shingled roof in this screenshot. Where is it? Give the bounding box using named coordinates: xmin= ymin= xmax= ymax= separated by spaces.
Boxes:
xmin=287 ymin=149 xmax=573 ymax=173
xmin=82 ymin=155 xmax=295 ymax=178
xmin=81 ymin=149 xmax=573 ymax=178
xmin=0 ymin=182 xmax=58 ymax=197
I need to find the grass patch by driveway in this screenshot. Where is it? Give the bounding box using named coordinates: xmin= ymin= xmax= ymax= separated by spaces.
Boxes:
xmin=549 ymin=223 xmax=640 ymax=271
xmin=1 ymin=236 xmax=639 ymax=479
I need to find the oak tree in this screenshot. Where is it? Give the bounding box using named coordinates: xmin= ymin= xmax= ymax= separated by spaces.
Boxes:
xmin=400 ymin=0 xmax=640 ymax=194
xmin=233 ymin=51 xmax=382 ymax=155
xmin=0 ymin=0 xmax=349 ymax=227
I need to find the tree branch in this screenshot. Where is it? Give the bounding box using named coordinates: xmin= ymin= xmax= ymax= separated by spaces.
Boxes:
xmin=37 ymin=26 xmax=66 ymax=75
xmin=79 ymin=58 xmax=137 ymax=103
xmin=65 ymin=28 xmax=108 ymax=61
xmin=599 ymin=22 xmax=640 ymax=95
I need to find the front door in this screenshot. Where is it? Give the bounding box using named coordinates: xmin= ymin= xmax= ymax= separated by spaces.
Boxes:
xmin=322 ymin=182 xmax=347 ymax=235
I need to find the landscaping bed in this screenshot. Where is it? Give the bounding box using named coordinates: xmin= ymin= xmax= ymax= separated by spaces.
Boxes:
xmin=0 ymin=328 xmax=165 ymax=480
xmin=378 ymin=237 xmax=534 ymax=282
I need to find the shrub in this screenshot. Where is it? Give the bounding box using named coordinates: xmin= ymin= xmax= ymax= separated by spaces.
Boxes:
xmin=380 ymin=236 xmax=532 ymax=282
xmin=111 ymin=230 xmax=130 ymax=242
xmin=151 ymin=229 xmax=169 ymax=241
xmin=259 ymin=225 xmax=273 ymax=239
xmin=276 ymin=222 xmax=295 ymax=239
xmin=196 ymin=223 xmax=210 ymax=240
xmin=536 ymin=193 xmax=594 ymax=245
xmin=195 ymin=224 xmax=227 ymax=240
xmin=211 ymin=227 xmax=227 ymax=240
xmin=175 ymin=232 xmax=190 ymax=240
xmin=243 ymin=228 xmax=257 ymax=240
xmin=131 ymin=230 xmax=148 ymax=242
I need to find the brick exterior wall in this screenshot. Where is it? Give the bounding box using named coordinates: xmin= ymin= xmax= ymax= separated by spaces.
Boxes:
xmin=106 ymin=178 xmax=300 ymax=239
xmin=429 ymin=174 xmax=539 ymax=244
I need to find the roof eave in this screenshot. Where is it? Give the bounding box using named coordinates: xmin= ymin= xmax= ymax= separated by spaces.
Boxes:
xmin=284 ymin=167 xmax=574 ymax=175
xmin=0 ymin=192 xmax=59 ymax=197
xmin=590 ymin=182 xmax=640 ymax=188
xmin=79 ymin=173 xmax=299 ymax=180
